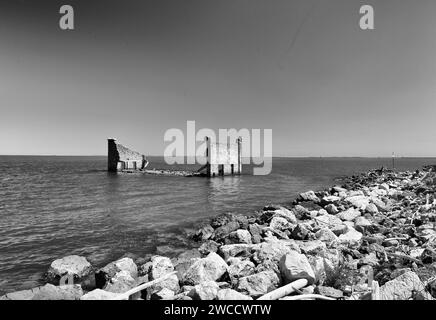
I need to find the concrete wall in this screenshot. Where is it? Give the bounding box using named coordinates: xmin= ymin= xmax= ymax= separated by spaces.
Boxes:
xmin=206 ymin=137 xmax=241 ymax=177
xmin=108 ymin=139 xmax=145 ymax=172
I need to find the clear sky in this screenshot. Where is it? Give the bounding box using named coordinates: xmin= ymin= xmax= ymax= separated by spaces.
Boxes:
xmin=1 ymin=0 xmax=436 ymax=157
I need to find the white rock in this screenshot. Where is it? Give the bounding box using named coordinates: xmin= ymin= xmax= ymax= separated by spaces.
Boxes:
xmin=380 ymin=271 xmax=431 ymax=300
xmin=150 ymin=256 xmax=179 ymax=292
xmin=270 ymin=216 xmax=293 ymax=231
xmin=47 ymin=255 xmax=93 ymax=282
xmin=345 ymin=196 xmax=370 ymax=210
xmin=338 ymin=227 xmax=362 ymax=244
xmin=217 ymin=288 xmax=252 ymax=300
xmin=80 ymin=289 xmax=119 ymax=300
xmin=337 ymin=208 xmax=361 ymax=221
xmin=279 ymin=251 xmax=315 ymax=285
xmin=237 ymin=270 xmax=280 ymax=298
xmin=299 ymin=191 xmax=320 ymax=202
xmin=182 ymin=252 xmax=228 ymax=285
xmin=104 ymin=270 xmax=136 ymax=293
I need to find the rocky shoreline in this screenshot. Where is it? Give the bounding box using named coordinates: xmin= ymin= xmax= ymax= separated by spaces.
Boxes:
xmin=2 ymin=166 xmax=436 ymax=300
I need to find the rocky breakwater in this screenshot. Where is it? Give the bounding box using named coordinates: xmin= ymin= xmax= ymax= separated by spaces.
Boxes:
xmin=2 ymin=167 xmax=436 ymax=300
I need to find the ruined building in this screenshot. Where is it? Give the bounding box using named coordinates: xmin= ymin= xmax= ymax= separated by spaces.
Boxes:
xmin=107 ymin=139 xmax=148 ymax=172
xmin=199 ymin=137 xmax=242 ymax=177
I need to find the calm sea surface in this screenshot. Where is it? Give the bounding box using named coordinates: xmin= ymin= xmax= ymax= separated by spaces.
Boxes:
xmin=0 ymin=156 xmax=434 ymax=294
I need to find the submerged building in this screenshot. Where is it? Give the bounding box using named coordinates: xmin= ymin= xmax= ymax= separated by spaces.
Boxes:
xmin=107 ymin=139 xmax=148 ymax=172
xmin=199 ymin=137 xmax=242 ymax=177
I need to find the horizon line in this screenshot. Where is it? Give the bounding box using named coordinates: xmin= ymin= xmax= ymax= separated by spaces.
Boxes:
xmin=2 ymin=154 xmax=436 ymax=159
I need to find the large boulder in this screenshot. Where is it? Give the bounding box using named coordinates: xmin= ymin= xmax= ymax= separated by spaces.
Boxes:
xmin=236 ymin=270 xmax=280 ymax=298
xmin=46 ymin=255 xmax=94 ymax=290
xmin=380 ymin=271 xmax=431 ymax=300
xmin=149 ymin=256 xmax=180 ymax=293
xmin=95 ymin=257 xmax=137 ymax=288
xmin=279 ymin=251 xmax=315 ymax=285
xmin=217 ymin=288 xmax=252 ymax=300
xmin=182 ymin=252 xmax=228 ymax=285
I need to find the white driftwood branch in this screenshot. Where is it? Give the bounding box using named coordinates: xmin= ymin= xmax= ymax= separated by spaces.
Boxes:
xmin=111 ymin=271 xmax=178 ymax=300
xmin=257 ymin=279 xmax=308 ymax=300
xmin=280 ymin=294 xmax=336 ymax=301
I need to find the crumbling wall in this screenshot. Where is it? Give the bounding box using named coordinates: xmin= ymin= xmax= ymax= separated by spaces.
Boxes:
xmin=107 ymin=139 xmax=145 ymax=171
xmin=206 ymin=137 xmax=242 ymax=177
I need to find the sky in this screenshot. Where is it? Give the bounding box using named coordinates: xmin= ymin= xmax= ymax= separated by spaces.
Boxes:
xmin=0 ymin=0 xmax=436 ymax=157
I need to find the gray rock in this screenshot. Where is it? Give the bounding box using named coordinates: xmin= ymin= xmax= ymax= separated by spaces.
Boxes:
xmin=188 ymin=280 xmax=219 ymax=300
xmin=151 ymin=288 xmax=175 ymax=300
xmin=337 ymin=208 xmax=361 ymax=222
xmin=193 ymin=224 xmax=214 ymax=241
xmin=271 ymin=207 xmax=298 ymax=224
xmin=269 ymin=216 xmax=293 ymax=232
xmin=345 ymin=195 xmax=370 ymax=210
xmin=237 ymin=270 xmax=280 ymax=298
xmin=279 ymin=251 xmax=316 ymax=285
xmin=213 ymin=221 xmax=240 ymax=240
xmin=96 ymin=257 xmax=137 ymax=288
xmin=217 ymin=288 xmax=253 ymax=300
xmin=32 ymin=284 xmax=83 ymax=300
xmin=253 ymin=240 xmax=298 ymax=265
xmin=228 ymin=257 xmax=255 ymax=281
xmin=173 ymin=249 xmax=201 ymax=277
xmin=290 ymin=224 xmax=310 ymax=240
xmin=380 ymin=271 xmax=431 ymax=300
xmin=325 ymin=204 xmax=339 ymax=215
xmin=104 ymin=270 xmax=136 ymax=293
xmin=365 ymin=203 xmax=379 ymax=214
xmin=149 ymin=256 xmax=179 ymax=293
xmin=219 ymin=244 xmax=256 ymax=261
xmin=46 ymin=255 xmax=94 ymax=289
xmin=315 ymin=286 xmax=343 ymax=298
xmin=182 ymin=252 xmax=228 ymax=285
xmin=199 ymin=240 xmax=221 ymax=256
xmin=298 ymin=240 xmax=327 ymax=255
xmin=338 ymin=227 xmax=362 ymax=244
xmin=315 ymin=228 xmax=339 ymax=245
xmin=248 ymin=223 xmax=263 ymax=244
xmin=2 ymin=284 xmax=83 ymax=300
xmin=299 ymin=191 xmax=320 ymax=203
xmin=229 ymin=229 xmax=252 ymax=244
xmin=315 ymin=214 xmax=343 ymax=229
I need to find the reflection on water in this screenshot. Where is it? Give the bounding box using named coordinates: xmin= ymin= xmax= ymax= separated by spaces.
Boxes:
xmin=207 ymin=176 xmax=242 ymax=211
xmin=0 ymin=155 xmax=435 ymax=294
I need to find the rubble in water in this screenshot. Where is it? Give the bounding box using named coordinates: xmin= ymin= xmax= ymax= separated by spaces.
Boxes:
xmin=2 ymin=166 xmax=436 ymax=300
